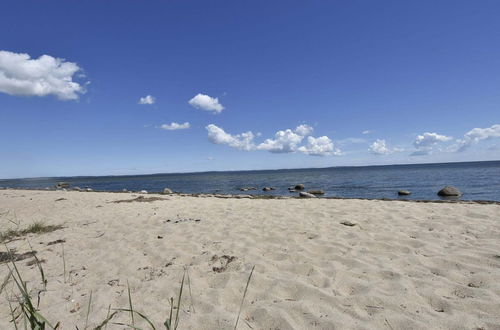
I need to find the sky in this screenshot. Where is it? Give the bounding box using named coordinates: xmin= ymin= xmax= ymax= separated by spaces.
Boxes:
xmin=0 ymin=0 xmax=499 ymax=178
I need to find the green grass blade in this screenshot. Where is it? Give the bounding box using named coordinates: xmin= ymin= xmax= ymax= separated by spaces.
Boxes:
xmin=173 ymin=271 xmax=186 ymax=330
xmin=127 ymin=281 xmax=135 ymax=326
xmin=84 ymin=290 xmax=92 ymax=329
xmin=234 ymin=265 xmax=255 ymax=330
xmin=115 ymin=308 xmax=157 ymax=330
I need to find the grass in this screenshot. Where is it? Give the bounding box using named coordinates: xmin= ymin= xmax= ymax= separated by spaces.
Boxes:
xmin=0 ymin=221 xmax=63 ymax=243
xmin=1 ymin=247 xmax=257 ymax=330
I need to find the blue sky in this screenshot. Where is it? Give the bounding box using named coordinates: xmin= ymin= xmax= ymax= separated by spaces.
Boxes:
xmin=1 ymin=0 xmax=499 ymax=178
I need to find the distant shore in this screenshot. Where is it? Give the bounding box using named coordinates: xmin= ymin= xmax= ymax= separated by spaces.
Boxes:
xmin=1 ymin=189 xmax=500 ymax=329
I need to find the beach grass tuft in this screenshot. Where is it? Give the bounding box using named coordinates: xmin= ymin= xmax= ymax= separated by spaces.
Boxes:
xmin=0 ymin=221 xmax=63 ymax=243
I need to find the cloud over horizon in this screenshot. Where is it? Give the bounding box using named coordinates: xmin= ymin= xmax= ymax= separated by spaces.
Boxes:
xmin=0 ymin=50 xmax=86 ymax=100
xmin=205 ymin=124 xmax=341 ymax=156
xmin=411 ymin=132 xmax=453 ymax=155
xmin=456 ymin=124 xmax=500 ymax=152
xmin=189 ymin=93 xmax=224 ymax=114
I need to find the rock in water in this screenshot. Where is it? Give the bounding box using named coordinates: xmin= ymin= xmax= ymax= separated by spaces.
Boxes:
xmin=437 ymin=186 xmax=461 ymax=197
xmin=299 ymin=191 xmax=316 ymax=198
xmin=262 ymin=187 xmax=275 ymax=191
xmin=294 ymin=184 xmax=305 ymax=190
xmin=307 ymin=190 xmax=325 ymax=195
xmin=140 ymin=190 xmax=148 ymax=194
xmin=163 ymin=188 xmax=173 ymax=194
xmin=55 ymin=182 xmax=70 ymax=189
xmin=398 ymin=190 xmax=411 ymax=196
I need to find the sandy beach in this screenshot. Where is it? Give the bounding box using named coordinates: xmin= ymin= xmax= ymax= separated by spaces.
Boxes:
xmin=1 ymin=189 xmax=499 ymax=329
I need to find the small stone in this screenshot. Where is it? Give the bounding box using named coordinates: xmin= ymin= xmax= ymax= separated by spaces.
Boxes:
xmin=163 ymin=188 xmax=173 ymax=194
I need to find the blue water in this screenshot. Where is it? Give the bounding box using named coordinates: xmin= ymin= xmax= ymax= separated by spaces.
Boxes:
xmin=1 ymin=161 xmax=499 ymax=201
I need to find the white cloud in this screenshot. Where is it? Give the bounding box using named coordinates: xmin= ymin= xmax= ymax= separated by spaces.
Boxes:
xmin=298 ymin=136 xmax=342 ymax=156
xmin=362 ymin=130 xmax=373 ymax=135
xmin=413 ymin=132 xmax=452 ymax=148
xmin=369 ymin=139 xmax=392 ymax=155
xmin=206 ymin=124 xmax=341 ymax=156
xmin=139 ymin=95 xmax=155 ymax=105
xmin=161 ymin=122 xmax=190 ymax=130
xmin=257 ymin=129 xmax=304 ymax=153
xmin=206 ymin=124 xmax=255 ymax=151
xmin=456 ymin=124 xmax=500 ymax=152
xmin=0 ymin=50 xmax=86 ymax=100
xmin=411 ymin=132 xmax=452 ymax=156
xmin=295 ymin=124 xmax=314 ymax=136
xmin=189 ymin=93 xmax=224 ymax=114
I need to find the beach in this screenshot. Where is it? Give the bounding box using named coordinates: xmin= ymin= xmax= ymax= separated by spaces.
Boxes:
xmin=1 ymin=189 xmax=500 ymax=329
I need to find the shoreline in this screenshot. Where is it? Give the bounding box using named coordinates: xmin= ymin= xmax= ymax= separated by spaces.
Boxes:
xmin=2 ymin=186 xmax=500 ymax=205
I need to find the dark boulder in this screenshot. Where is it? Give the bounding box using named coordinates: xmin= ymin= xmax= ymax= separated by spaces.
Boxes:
xmin=398 ymin=190 xmax=411 ymax=196
xmin=294 ymin=184 xmax=305 ymax=190
xmin=55 ymin=182 xmax=70 ymax=189
xmin=262 ymin=187 xmax=275 ymax=191
xmin=437 ymin=186 xmax=462 ymax=197
xmin=307 ymin=190 xmax=325 ymax=195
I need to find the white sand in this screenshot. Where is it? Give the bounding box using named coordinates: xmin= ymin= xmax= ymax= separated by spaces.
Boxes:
xmin=1 ymin=189 xmax=500 ymax=329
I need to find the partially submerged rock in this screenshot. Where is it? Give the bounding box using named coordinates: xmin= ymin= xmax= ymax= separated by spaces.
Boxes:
xmin=437 ymin=186 xmax=461 ymax=197
xmin=262 ymin=187 xmax=275 ymax=191
xmin=398 ymin=190 xmax=411 ymax=196
xmin=307 ymin=190 xmax=325 ymax=195
xmin=294 ymin=184 xmax=305 ymax=190
xmin=55 ymin=182 xmax=70 ymax=189
xmin=299 ymin=191 xmax=316 ymax=198
xmin=162 ymin=188 xmax=173 ymax=194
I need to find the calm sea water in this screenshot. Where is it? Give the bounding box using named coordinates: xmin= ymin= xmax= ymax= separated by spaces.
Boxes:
xmin=1 ymin=161 xmax=499 ymax=201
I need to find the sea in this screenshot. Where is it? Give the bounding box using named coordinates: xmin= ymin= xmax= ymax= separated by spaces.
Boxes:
xmin=1 ymin=161 xmax=499 ymax=201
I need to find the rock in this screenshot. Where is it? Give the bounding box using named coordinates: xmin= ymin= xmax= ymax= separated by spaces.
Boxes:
xmin=299 ymin=191 xmax=316 ymax=198
xmin=162 ymin=188 xmax=173 ymax=194
xmin=398 ymin=190 xmax=411 ymax=196
xmin=239 ymin=188 xmax=248 ymax=191
xmin=140 ymin=190 xmax=148 ymax=194
xmin=437 ymin=186 xmax=461 ymax=197
xmin=73 ymin=187 xmax=82 ymax=192
xmin=262 ymin=187 xmax=274 ymax=191
xmin=288 ymin=189 xmax=296 ymax=192
xmin=85 ymin=188 xmax=93 ymax=192
xmin=55 ymin=182 xmax=70 ymax=189
xmin=294 ymin=184 xmax=305 ymax=190
xmin=307 ymin=190 xmax=325 ymax=195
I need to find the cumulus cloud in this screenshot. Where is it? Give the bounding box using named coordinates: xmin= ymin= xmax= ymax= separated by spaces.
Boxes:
xmin=298 ymin=136 xmax=342 ymax=156
xmin=257 ymin=129 xmax=304 ymax=153
xmin=161 ymin=122 xmax=190 ymax=130
xmin=295 ymin=124 xmax=314 ymax=136
xmin=189 ymin=93 xmax=224 ymax=114
xmin=456 ymin=124 xmax=500 ymax=152
xmin=139 ymin=95 xmax=155 ymax=105
xmin=206 ymin=124 xmax=342 ymax=156
xmin=362 ymin=130 xmax=373 ymax=135
xmin=413 ymin=132 xmax=452 ymax=148
xmin=0 ymin=50 xmax=86 ymax=100
xmin=369 ymin=139 xmax=393 ymax=155
xmin=206 ymin=124 xmax=255 ymax=151
xmin=411 ymin=132 xmax=452 ymax=156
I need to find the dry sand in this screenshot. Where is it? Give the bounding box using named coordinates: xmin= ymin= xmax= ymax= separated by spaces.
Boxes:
xmin=1 ymin=189 xmax=500 ymax=329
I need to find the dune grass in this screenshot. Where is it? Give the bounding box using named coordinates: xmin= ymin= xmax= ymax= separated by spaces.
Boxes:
xmin=2 ymin=246 xmax=256 ymax=330
xmin=0 ymin=221 xmax=63 ymax=243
